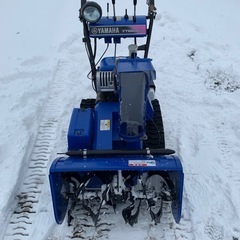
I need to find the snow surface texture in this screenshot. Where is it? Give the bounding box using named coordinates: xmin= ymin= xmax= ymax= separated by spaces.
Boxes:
xmin=0 ymin=0 xmax=240 ymax=239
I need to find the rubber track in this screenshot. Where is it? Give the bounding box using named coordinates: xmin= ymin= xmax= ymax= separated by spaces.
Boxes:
xmin=144 ymin=99 xmax=165 ymax=149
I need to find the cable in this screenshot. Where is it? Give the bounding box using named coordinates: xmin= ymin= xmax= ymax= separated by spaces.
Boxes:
xmin=86 ymin=43 xmax=109 ymax=80
xmin=95 ymin=43 xmax=109 ymax=66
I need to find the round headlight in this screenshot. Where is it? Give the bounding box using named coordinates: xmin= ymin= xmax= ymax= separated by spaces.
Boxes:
xmin=82 ymin=2 xmax=102 ymax=23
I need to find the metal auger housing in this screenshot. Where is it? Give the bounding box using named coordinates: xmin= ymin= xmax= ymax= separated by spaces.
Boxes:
xmin=49 ymin=0 xmax=184 ymax=227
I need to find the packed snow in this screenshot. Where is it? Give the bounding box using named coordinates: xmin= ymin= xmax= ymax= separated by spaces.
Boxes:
xmin=0 ymin=0 xmax=240 ymax=239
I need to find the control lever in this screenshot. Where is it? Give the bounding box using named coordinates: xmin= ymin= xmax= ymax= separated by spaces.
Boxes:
xmin=133 ymin=0 xmax=137 ymax=22
xmin=112 ymin=0 xmax=116 ymax=21
xmin=107 ymin=3 xmax=109 ymax=18
xmin=124 ymin=9 xmax=129 ymax=20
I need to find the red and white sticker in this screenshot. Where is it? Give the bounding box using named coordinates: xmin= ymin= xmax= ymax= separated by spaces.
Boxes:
xmin=128 ymin=160 xmax=156 ymax=167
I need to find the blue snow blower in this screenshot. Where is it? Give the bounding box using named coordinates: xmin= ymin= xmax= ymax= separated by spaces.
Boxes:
xmin=49 ymin=0 xmax=184 ymax=227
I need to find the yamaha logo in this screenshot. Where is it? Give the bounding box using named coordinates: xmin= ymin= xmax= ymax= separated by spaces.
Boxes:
xmin=90 ymin=25 xmax=146 ymax=36
xmin=91 ymin=26 xmax=120 ymax=35
xmin=91 ymin=27 xmax=98 ymax=35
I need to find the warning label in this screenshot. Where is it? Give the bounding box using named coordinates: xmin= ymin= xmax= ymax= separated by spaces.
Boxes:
xmin=128 ymin=160 xmax=156 ymax=167
xmin=100 ymin=119 xmax=111 ymax=131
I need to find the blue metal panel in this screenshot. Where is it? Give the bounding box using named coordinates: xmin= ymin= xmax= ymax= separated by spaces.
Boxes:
xmin=93 ymin=102 xmax=119 ymax=150
xmin=117 ymin=58 xmax=156 ymax=92
xmin=49 ymin=172 xmax=69 ymax=224
xmin=99 ymin=57 xmax=116 ymax=71
xmin=50 ymin=155 xmax=183 ymax=173
xmin=172 ymin=170 xmax=184 ymax=223
xmin=117 ymin=58 xmax=156 ymax=77
xmin=68 ymin=108 xmax=93 ymax=150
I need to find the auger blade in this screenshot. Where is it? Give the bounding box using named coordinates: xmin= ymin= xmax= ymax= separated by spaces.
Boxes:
xmin=122 ymin=199 xmax=141 ymax=226
xmin=149 ymin=199 xmax=163 ymax=224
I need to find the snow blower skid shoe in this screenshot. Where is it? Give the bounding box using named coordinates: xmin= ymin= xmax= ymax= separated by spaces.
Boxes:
xmin=49 ymin=0 xmax=184 ymax=227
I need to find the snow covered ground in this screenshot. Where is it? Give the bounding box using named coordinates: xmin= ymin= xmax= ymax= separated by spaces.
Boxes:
xmin=0 ymin=0 xmax=240 ymax=239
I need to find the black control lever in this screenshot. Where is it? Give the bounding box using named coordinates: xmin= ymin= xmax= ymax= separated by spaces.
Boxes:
xmin=112 ymin=0 xmax=116 ymax=21
xmin=107 ymin=3 xmax=109 ymax=18
xmin=124 ymin=9 xmax=129 ymax=20
xmin=133 ymin=0 xmax=137 ymax=22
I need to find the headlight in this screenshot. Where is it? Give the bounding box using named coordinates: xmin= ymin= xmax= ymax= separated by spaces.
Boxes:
xmin=81 ymin=1 xmax=102 ymax=23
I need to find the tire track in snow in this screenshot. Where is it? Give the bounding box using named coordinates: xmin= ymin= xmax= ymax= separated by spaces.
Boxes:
xmin=3 ymin=121 xmax=57 ymax=240
xmin=155 ymin=116 xmax=195 ymax=240
xmin=153 ymin=10 xmax=240 ymax=239
xmin=203 ymin=101 xmax=240 ymax=240
xmin=172 ymin=88 xmax=240 ymax=240
xmin=2 ymin=59 xmax=80 ymax=240
xmin=147 ymin=14 xmax=199 ymax=240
